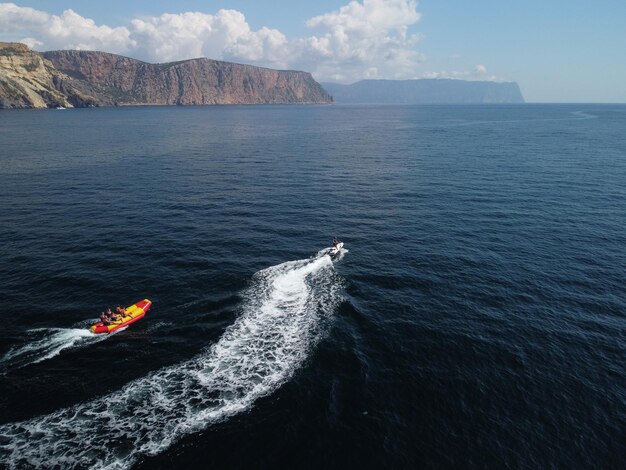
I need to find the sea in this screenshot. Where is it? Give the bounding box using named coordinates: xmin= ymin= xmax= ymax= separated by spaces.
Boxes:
xmin=0 ymin=104 xmax=624 ymax=469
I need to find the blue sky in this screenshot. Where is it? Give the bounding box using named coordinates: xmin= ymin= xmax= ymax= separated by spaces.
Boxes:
xmin=1 ymin=1 xmax=625 ymax=102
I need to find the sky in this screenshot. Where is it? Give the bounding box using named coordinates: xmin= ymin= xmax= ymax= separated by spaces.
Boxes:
xmin=1 ymin=0 xmax=625 ymax=102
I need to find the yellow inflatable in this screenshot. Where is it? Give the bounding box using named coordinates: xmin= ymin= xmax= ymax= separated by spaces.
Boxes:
xmin=90 ymin=299 xmax=152 ymax=334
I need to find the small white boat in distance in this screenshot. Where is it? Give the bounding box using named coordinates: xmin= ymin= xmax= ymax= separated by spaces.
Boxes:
xmin=329 ymin=239 xmax=344 ymax=256
xmin=56 ymin=106 xmax=66 ymax=110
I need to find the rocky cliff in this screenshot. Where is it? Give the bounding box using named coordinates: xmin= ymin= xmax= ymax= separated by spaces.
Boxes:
xmin=322 ymin=79 xmax=525 ymax=104
xmin=0 ymin=42 xmax=103 ymax=108
xmin=0 ymin=43 xmax=333 ymax=109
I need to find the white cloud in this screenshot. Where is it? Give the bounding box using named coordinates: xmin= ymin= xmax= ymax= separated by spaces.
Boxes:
xmin=20 ymin=36 xmax=43 ymax=49
xmin=0 ymin=1 xmax=493 ymax=82
xmin=0 ymin=3 xmax=291 ymax=67
xmin=298 ymin=0 xmax=424 ymax=81
xmin=474 ymin=64 xmax=487 ymax=74
xmin=0 ymin=3 xmax=133 ymax=52
xmin=129 ymin=10 xmax=289 ymax=66
xmin=421 ymin=64 xmax=499 ymax=81
xmin=0 ymin=3 xmax=48 ymax=31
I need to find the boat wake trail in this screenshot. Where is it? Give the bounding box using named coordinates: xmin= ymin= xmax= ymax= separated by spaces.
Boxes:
xmin=0 ymin=327 xmax=107 ymax=372
xmin=0 ymin=254 xmax=344 ymax=469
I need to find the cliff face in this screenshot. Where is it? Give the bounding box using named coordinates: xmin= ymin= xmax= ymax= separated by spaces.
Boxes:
xmin=44 ymin=50 xmax=332 ymax=106
xmin=0 ymin=42 xmax=103 ymax=108
xmin=322 ymin=79 xmax=525 ymax=104
xmin=0 ymin=44 xmax=332 ymax=108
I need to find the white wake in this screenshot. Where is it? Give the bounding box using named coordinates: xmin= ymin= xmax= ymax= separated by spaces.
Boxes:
xmin=0 ymin=254 xmax=344 ymax=469
xmin=0 ymin=327 xmax=108 ymax=372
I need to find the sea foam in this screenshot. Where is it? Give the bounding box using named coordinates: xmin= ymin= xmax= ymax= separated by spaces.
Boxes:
xmin=0 ymin=254 xmax=343 ymax=469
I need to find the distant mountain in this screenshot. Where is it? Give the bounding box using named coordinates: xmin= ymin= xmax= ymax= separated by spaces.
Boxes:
xmin=0 ymin=42 xmax=332 ymax=109
xmin=321 ymin=79 xmax=525 ymax=104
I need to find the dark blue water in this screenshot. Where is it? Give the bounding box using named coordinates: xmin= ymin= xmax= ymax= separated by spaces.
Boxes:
xmin=0 ymin=104 xmax=624 ymax=468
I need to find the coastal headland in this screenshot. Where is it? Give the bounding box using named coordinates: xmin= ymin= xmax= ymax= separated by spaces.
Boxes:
xmin=0 ymin=42 xmax=333 ymax=108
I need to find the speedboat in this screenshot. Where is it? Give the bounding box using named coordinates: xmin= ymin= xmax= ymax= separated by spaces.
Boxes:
xmin=328 ymin=240 xmax=344 ymax=256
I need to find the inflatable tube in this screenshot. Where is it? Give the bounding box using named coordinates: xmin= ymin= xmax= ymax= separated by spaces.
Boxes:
xmin=90 ymin=299 xmax=151 ymax=334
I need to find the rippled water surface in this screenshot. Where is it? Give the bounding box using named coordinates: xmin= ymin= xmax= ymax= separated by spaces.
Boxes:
xmin=0 ymin=104 xmax=625 ymax=468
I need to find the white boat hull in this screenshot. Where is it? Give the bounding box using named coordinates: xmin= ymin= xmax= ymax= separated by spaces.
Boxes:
xmin=329 ymin=241 xmax=344 ymax=256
